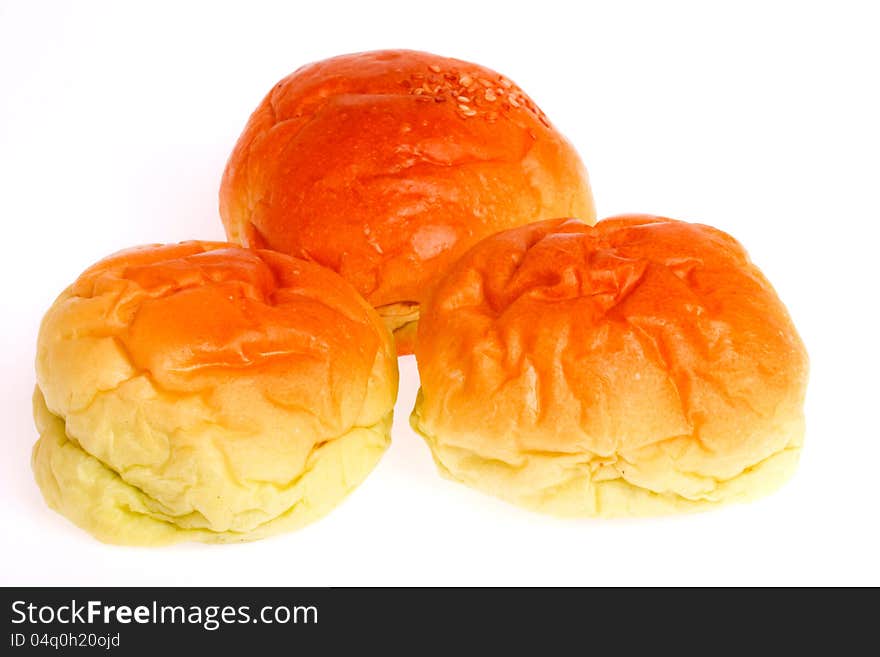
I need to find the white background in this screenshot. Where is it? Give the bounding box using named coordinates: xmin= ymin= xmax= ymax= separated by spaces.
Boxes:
xmin=1 ymin=0 xmax=878 ymax=586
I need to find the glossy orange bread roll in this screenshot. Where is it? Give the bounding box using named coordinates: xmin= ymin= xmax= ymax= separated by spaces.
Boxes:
xmin=220 ymin=49 xmax=595 ymax=354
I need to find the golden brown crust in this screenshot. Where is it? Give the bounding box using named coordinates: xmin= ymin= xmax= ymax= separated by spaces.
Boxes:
xmin=411 ymin=215 xmax=808 ymax=514
xmin=33 ymin=242 xmax=398 ymax=544
xmin=219 ymin=50 xmax=595 ymax=355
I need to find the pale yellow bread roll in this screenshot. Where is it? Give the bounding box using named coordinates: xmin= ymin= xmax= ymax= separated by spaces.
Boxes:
xmin=33 ymin=242 xmax=398 ymax=544
xmin=411 ymin=216 xmax=808 ymax=516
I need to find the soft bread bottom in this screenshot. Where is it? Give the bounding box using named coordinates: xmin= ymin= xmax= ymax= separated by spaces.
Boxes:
xmin=32 ymin=388 xmax=391 ymax=545
xmin=410 ymin=391 xmax=803 ymax=517
xmin=391 ymin=321 xmax=418 ymax=356
xmin=377 ymin=302 xmax=420 ymax=355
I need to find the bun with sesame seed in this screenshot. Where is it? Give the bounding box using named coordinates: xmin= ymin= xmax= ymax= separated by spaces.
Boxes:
xmin=410 ymin=215 xmax=808 ymax=516
xmin=219 ymin=49 xmax=595 ymax=354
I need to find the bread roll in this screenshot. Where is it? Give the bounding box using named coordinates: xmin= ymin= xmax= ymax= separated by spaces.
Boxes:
xmin=219 ymin=49 xmax=595 ymax=354
xmin=32 ymin=242 xmax=398 ymax=544
xmin=411 ymin=216 xmax=808 ymax=516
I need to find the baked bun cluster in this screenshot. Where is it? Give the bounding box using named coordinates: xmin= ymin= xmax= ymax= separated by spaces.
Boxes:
xmin=32 ymin=49 xmax=808 ymax=544
xmin=219 ymin=49 xmax=595 ymax=354
xmin=410 ymin=216 xmax=808 ymax=515
xmin=33 ymin=242 xmax=397 ymax=544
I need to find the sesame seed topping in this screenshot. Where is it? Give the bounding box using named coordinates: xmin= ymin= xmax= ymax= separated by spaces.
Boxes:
xmin=401 ymin=68 xmax=547 ymax=123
